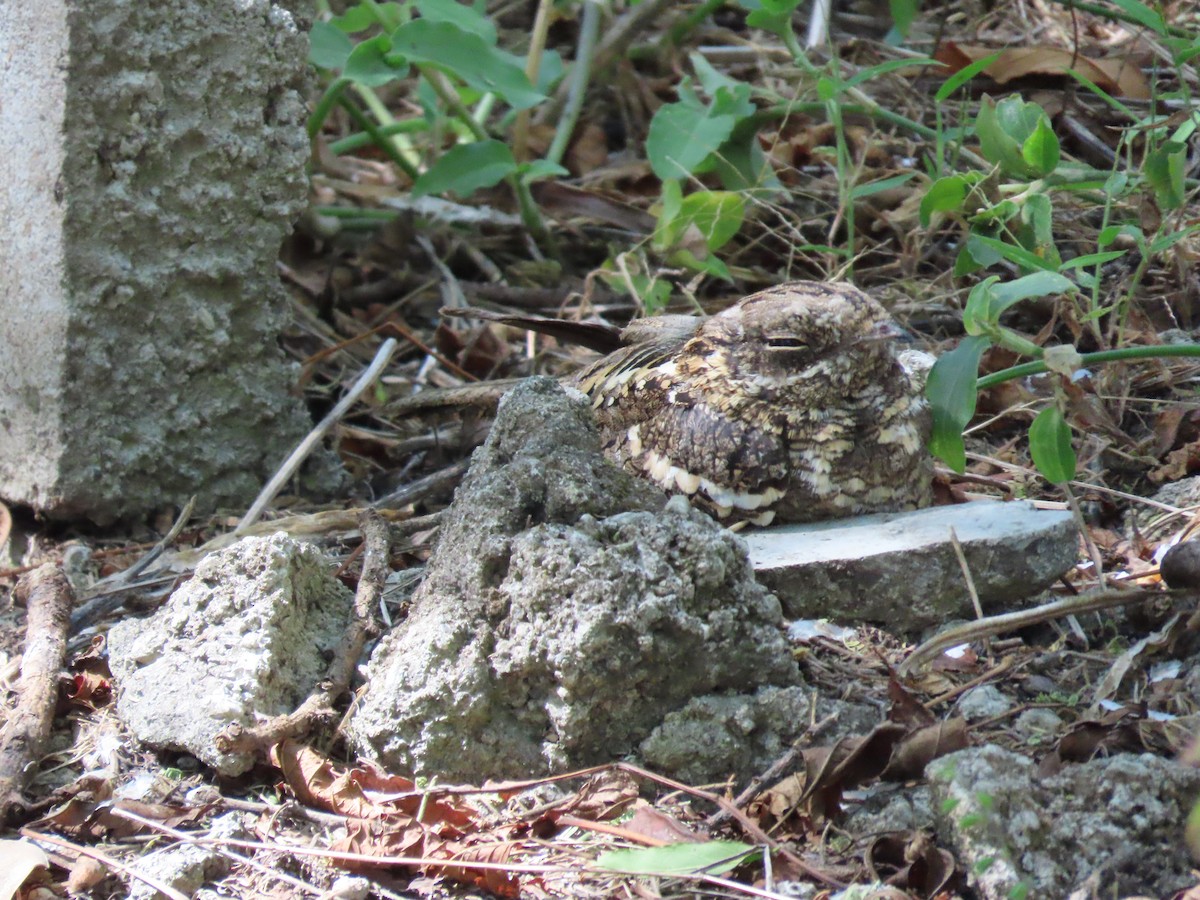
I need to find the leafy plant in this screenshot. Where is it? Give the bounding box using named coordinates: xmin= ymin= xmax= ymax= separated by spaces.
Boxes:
xmin=307 ymin=0 xmax=567 ymax=240
xmin=921 ymin=87 xmax=1200 ymax=484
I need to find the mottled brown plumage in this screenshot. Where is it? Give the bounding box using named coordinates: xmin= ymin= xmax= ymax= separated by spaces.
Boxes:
xmin=572 ymin=281 xmax=932 ymax=525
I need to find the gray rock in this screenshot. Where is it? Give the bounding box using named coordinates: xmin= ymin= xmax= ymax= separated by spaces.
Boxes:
xmin=1012 ymin=708 xmax=1064 ymax=746
xmin=345 ymin=378 xmax=802 ymax=782
xmin=0 ymin=0 xmax=337 ymax=522
xmin=108 ymin=534 xmax=354 ymax=775
xmin=743 ymin=501 xmax=1078 ymax=630
xmin=127 ymin=811 xmax=246 ymax=900
xmin=843 ymin=784 xmax=936 ymax=838
xmin=954 ymin=684 xmax=1013 ymax=721
xmin=928 ymin=745 xmax=1200 ymax=898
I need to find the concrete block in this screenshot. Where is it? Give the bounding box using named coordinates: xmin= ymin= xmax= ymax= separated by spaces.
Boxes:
xmin=743 ymin=501 xmax=1078 ymax=632
xmin=0 ymin=0 xmax=328 ymax=521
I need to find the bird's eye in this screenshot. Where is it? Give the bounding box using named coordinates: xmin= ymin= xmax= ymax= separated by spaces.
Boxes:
xmin=766 ymin=336 xmax=807 ymax=349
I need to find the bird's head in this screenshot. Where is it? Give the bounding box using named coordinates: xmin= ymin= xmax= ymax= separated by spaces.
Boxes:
xmin=694 ymin=282 xmax=903 ymax=392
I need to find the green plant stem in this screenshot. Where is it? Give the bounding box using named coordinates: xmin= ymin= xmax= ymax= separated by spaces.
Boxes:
xmin=976 ymin=344 xmax=1200 ymax=390
xmin=665 ymin=0 xmax=725 ymax=45
xmin=416 ymin=67 xmax=553 ymax=250
xmin=309 ymin=77 xmax=352 ymax=139
xmin=546 ymin=0 xmax=602 ymax=166
xmin=336 ymin=96 xmax=421 ymax=180
xmin=330 ymin=120 xmax=429 ymax=155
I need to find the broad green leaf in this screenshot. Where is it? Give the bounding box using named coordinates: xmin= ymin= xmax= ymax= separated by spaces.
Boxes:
xmin=1144 ymin=141 xmax=1187 ymax=210
xmin=962 ymin=277 xmax=1000 ymax=336
xmin=332 ymin=2 xmax=405 ymax=33
xmin=920 ymin=175 xmax=970 ymax=226
xmin=391 ymin=20 xmax=545 ymax=110
xmin=415 ymin=0 xmax=497 ymax=44
xmin=344 ymin=35 xmax=408 ymax=87
xmin=1097 ymin=223 xmax=1143 ymax=248
xmin=1029 ymin=406 xmax=1076 ymax=483
xmin=1017 ymin=193 xmax=1060 ymax=268
xmin=712 ymin=124 xmax=782 ymax=193
xmin=976 ymin=95 xmax=1049 ymax=178
xmin=1021 ymin=115 xmax=1060 ymax=177
xmin=744 ymin=8 xmax=792 ymax=38
xmin=926 ymin=335 xmax=990 ymax=473
xmin=411 ymin=140 xmax=516 ymax=197
xmin=935 ymin=50 xmax=1003 ymax=102
xmin=596 ymin=841 xmax=755 ymax=876
xmin=679 ymin=191 xmax=747 ymax=250
xmin=967 ymin=234 xmax=1056 ymax=272
xmin=670 ymin=248 xmax=734 ymax=281
xmin=690 ymin=52 xmax=742 ymax=97
xmin=953 ymin=243 xmax=984 ymax=277
xmin=309 ymin=21 xmax=354 ymax=70
xmin=990 ymin=271 xmax=1074 ymax=315
xmin=849 ymin=172 xmax=915 ymax=200
xmin=709 ymin=83 xmax=756 ymax=121
xmin=646 ymin=103 xmax=737 ymax=179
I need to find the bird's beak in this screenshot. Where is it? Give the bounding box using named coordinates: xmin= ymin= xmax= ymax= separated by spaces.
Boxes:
xmin=857 ymin=318 xmax=910 ymax=344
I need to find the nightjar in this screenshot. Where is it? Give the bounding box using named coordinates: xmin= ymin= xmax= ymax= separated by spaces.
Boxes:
xmin=572 ymin=281 xmax=932 ymax=526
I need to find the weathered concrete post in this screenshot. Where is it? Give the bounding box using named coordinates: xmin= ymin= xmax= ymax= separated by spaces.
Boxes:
xmin=0 ymin=0 xmax=332 ymax=522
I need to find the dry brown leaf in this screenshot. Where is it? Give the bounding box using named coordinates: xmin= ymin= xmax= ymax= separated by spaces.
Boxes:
xmin=935 ymin=42 xmax=1151 ymax=99
xmin=880 ymin=719 xmax=970 ymax=782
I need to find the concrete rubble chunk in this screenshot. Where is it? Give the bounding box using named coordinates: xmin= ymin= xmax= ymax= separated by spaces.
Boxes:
xmin=107 ymin=533 xmax=354 ymax=776
xmin=927 ymin=746 xmax=1200 ymax=898
xmin=742 ymin=501 xmax=1078 ymax=631
xmin=345 ymin=378 xmax=803 ymax=782
xmin=0 ymin=0 xmax=335 ymax=522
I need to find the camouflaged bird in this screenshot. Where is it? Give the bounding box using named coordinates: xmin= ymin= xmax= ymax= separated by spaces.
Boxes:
xmin=571 ymin=281 xmax=933 ymax=526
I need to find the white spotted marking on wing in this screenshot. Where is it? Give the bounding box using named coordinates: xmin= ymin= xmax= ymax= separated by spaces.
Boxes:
xmin=627 ymin=425 xmax=642 ymax=457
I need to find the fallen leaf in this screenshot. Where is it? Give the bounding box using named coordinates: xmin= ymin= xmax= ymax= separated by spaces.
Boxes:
xmin=935 ymin=42 xmax=1151 ymax=99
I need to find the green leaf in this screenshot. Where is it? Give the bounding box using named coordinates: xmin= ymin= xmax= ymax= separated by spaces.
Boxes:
xmin=935 ymin=50 xmax=1003 ymax=102
xmin=596 ymin=842 xmax=755 ymax=876
xmin=1106 ymin=0 xmax=1167 ymax=35
xmin=844 ymin=56 xmax=939 ymax=87
xmin=926 ymin=335 xmax=990 ymax=473
xmin=1150 ymin=226 xmax=1200 ymax=254
xmin=1029 ymin=406 xmax=1076 ymax=483
xmin=646 ymin=103 xmax=737 ymax=179
xmin=415 ymin=0 xmax=497 ymax=44
xmin=1058 ymin=250 xmax=1126 ymax=270
xmin=962 ymin=277 xmax=1000 ymax=335
xmin=849 ymin=172 xmax=915 ymax=200
xmin=888 ymin=0 xmax=919 ymax=38
xmin=681 ymin=191 xmax=747 ymax=250
xmin=967 ymin=234 xmax=1057 ymax=272
xmin=332 ymin=2 xmax=404 ymax=33
xmin=411 ymin=140 xmax=516 ymax=197
xmin=990 ymin=271 xmax=1074 ymax=315
xmin=309 ymin=21 xmax=354 ymax=70
xmin=1144 ymin=141 xmax=1187 ymax=210
xmin=344 ymin=34 xmax=408 ymax=87
xmin=518 ymin=159 xmax=570 ymax=183
xmin=690 ymin=51 xmax=743 ymax=97
xmin=745 ymin=8 xmax=792 ymax=37
xmin=1017 ymin=193 xmax=1060 ymax=268
xmin=920 ymin=175 xmax=970 ymax=226
xmin=976 ymin=95 xmax=1050 ymax=178
xmin=712 ymin=123 xmax=782 ymax=193
xmin=391 ymin=20 xmax=545 ymax=109
xmin=953 ymin=243 xmax=984 ymax=277
xmin=1021 ymin=115 xmax=1060 ymax=177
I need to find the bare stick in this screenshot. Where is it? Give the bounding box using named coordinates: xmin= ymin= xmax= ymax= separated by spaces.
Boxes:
xmin=237 ymin=338 xmax=398 ymax=532
xmin=899 ymin=587 xmax=1178 ymax=677
xmin=0 ymin=565 xmax=75 ymax=823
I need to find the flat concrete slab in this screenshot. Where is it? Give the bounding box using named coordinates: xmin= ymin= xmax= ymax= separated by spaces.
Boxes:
xmin=742 ymin=501 xmax=1078 ymax=632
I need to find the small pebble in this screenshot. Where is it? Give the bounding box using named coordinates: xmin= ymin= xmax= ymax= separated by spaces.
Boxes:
xmin=1162 ymin=541 xmax=1200 ymax=589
